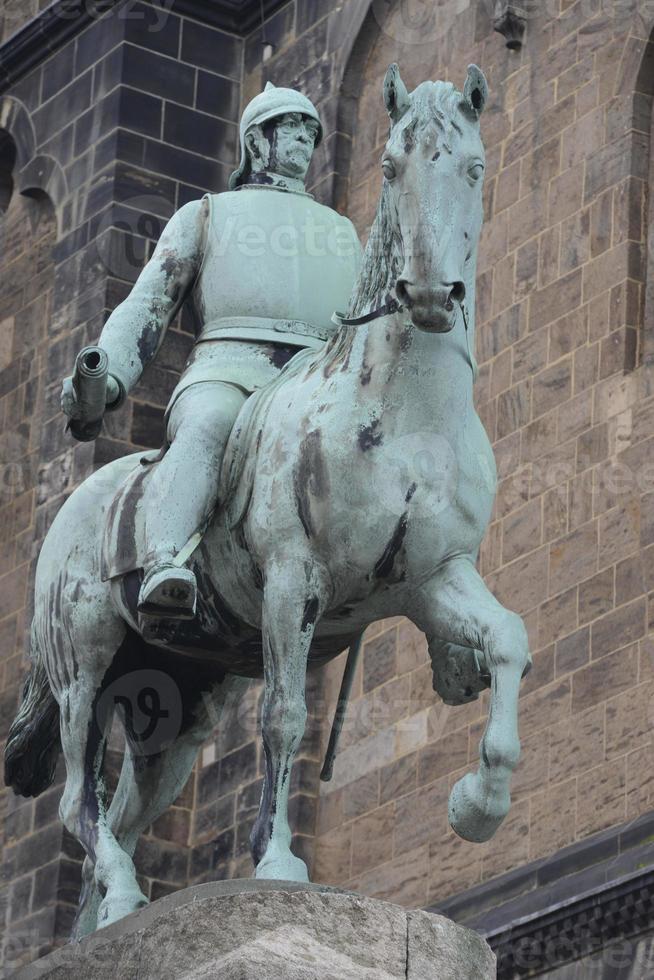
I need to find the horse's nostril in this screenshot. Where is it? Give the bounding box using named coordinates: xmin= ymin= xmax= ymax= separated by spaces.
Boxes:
xmin=449 ymin=282 xmax=466 ymax=305
xmin=396 ymin=280 xmax=411 ymax=307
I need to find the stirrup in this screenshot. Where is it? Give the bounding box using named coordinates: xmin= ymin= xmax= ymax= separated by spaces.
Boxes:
xmin=137 ymin=564 xmax=197 ymax=620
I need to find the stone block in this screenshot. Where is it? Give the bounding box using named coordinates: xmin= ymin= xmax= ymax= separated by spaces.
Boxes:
xmin=577 ymin=758 xmax=627 ymax=837
xmin=572 ymin=643 xmax=638 ymax=712
xmin=549 ymin=520 xmax=598 ymax=594
xmin=363 ymin=627 xmax=397 ymax=693
xmin=502 ymin=497 xmax=542 ymax=564
xmin=0 ymin=881 xmax=495 ymax=980
xmin=532 ymin=358 xmax=573 ymax=420
xmin=380 ymin=753 xmax=418 ymax=806
xmin=555 ymin=625 xmax=590 ymax=676
xmin=418 ymin=729 xmax=468 ymax=786
xmin=530 ymin=269 xmax=582 ymax=331
xmin=538 ymin=587 xmax=578 ymax=648
xmin=590 ymin=597 xmax=646 ymax=659
xmin=179 ymin=20 xmax=241 ymax=79
xmin=348 ymin=844 xmax=429 ymax=909
xmin=530 ymin=777 xmax=576 ymax=861
xmin=406 ymin=909 xmax=495 ymax=979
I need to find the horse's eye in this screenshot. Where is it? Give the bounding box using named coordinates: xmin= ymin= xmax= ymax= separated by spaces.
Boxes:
xmin=382 ymin=159 xmax=396 ymax=181
xmin=468 ymin=163 xmax=484 ymax=182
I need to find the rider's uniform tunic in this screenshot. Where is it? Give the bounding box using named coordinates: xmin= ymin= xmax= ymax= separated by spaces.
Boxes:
xmin=97 ymin=183 xmax=362 ymax=572
xmin=170 ymin=186 xmax=362 ymax=407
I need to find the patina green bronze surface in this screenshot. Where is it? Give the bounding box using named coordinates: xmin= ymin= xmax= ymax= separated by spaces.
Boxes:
xmin=4 ymin=66 xmax=531 ymax=940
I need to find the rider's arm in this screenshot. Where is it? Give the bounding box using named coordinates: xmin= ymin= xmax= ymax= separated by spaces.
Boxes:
xmin=97 ymin=197 xmax=209 ymax=408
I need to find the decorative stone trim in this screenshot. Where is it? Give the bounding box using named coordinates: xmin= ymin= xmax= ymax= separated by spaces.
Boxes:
xmin=487 ymin=864 xmax=654 ymax=976
xmin=492 ymin=2 xmax=527 ymax=50
xmin=0 ymin=95 xmax=68 ymax=215
xmin=0 ymin=95 xmax=35 ymax=169
xmin=172 ymin=0 xmax=290 ymax=35
xmin=0 ymin=0 xmax=289 ymax=94
xmin=0 ymin=0 xmax=122 ymax=92
xmin=16 ymin=153 xmax=68 ymax=208
xmin=431 ymin=811 xmax=654 ymax=978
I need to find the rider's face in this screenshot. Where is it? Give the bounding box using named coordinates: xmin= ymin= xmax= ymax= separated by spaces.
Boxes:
xmin=271 ymin=113 xmax=319 ymax=180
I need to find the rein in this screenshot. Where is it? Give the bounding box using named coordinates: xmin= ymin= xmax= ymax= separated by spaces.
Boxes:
xmin=337 ymin=293 xmax=477 ymax=378
xmin=338 ymin=296 xmax=404 ymax=326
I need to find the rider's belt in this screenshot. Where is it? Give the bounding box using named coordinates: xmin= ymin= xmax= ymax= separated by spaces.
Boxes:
xmin=197 ymin=316 xmax=332 ymax=349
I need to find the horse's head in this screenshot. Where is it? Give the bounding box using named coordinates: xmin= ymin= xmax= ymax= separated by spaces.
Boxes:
xmin=382 ymin=64 xmax=488 ymax=332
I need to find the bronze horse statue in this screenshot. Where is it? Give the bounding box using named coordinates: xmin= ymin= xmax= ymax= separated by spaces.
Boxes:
xmin=5 ymin=64 xmax=530 ymax=937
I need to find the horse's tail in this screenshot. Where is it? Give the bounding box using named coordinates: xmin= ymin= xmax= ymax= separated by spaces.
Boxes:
xmin=4 ymin=625 xmax=61 ymax=798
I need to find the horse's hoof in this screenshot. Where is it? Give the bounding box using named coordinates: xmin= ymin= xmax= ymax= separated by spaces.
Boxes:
xmin=448 ymin=772 xmax=509 ymax=843
xmin=255 ymin=849 xmax=309 ymax=883
xmin=97 ymin=887 xmax=149 ymax=928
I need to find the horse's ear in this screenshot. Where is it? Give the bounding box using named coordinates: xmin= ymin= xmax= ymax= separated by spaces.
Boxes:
xmin=383 ymin=64 xmax=411 ymax=124
xmin=463 ymin=65 xmax=489 ymax=116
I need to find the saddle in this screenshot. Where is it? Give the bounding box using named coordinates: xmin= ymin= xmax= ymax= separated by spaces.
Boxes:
xmin=101 ymin=348 xmax=315 ymax=582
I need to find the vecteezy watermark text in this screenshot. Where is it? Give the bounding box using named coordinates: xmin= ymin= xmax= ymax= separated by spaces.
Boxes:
xmin=51 ymin=0 xmax=175 ymax=31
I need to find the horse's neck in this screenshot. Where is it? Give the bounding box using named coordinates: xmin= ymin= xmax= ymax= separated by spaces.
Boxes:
xmin=331 ymin=309 xmax=476 ymax=428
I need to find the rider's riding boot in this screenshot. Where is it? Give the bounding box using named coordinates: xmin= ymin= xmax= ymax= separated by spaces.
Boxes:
xmin=137 ymin=562 xmax=197 ymax=620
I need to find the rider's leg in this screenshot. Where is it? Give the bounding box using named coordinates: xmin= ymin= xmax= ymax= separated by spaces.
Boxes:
xmin=138 ymin=381 xmax=247 ymax=617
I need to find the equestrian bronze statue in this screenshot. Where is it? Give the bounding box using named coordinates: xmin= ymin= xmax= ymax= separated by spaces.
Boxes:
xmin=5 ymin=65 xmax=531 ymax=940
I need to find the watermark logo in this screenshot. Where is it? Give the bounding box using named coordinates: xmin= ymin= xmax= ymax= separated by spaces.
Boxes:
xmin=371 ymin=0 xmax=472 ymax=45
xmin=95 ymin=669 xmax=183 ymax=756
xmin=371 ymin=430 xmax=460 ymax=519
xmin=53 ymin=0 xmax=175 ymax=31
xmin=95 ymin=194 xmax=173 ymax=280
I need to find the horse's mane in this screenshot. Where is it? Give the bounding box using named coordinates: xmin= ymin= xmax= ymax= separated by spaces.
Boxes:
xmin=347 ymin=182 xmax=404 ymax=318
xmin=346 ymin=80 xmax=474 ymax=319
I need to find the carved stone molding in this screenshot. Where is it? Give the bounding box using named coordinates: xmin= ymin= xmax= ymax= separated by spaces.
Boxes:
xmin=172 ymin=0 xmax=290 ymax=34
xmin=431 ymin=811 xmax=654 ymax=978
xmin=0 ymin=94 xmax=68 ymax=217
xmin=492 ymin=2 xmax=527 ymax=50
xmin=488 ymin=864 xmax=654 ymax=976
xmin=0 ymin=0 xmax=122 ymax=92
xmin=0 ymin=94 xmax=35 ymax=170
xmin=0 ymin=0 xmax=289 ymax=95
xmin=17 ymin=153 xmax=68 ymax=209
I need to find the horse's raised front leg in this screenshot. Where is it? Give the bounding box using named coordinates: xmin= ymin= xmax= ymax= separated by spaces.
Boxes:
xmin=252 ymin=557 xmax=328 ymax=881
xmin=412 ymin=556 xmax=530 ymax=843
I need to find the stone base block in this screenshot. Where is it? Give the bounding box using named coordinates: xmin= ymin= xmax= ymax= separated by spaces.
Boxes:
xmin=14 ymin=879 xmax=496 ymax=979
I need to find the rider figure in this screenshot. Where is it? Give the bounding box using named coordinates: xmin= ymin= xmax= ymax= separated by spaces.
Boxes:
xmin=62 ymin=83 xmax=362 ymax=626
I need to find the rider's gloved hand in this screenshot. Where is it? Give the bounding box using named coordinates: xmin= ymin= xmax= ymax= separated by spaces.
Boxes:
xmin=60 ymin=376 xmax=79 ymax=420
xmin=60 ymin=374 xmax=121 ymax=420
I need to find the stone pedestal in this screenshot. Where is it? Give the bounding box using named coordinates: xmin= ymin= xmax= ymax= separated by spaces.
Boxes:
xmin=14 ymin=880 xmax=496 ymax=979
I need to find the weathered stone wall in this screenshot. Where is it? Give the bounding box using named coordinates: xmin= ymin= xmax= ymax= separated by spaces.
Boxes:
xmin=0 ymin=184 xmax=60 ymax=973
xmin=0 ymin=3 xmax=244 ymax=970
xmin=0 ymin=0 xmax=653 ymax=974
xmin=303 ymin=0 xmax=654 ymax=909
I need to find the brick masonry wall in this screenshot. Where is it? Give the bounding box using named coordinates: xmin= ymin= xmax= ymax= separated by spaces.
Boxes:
xmin=0 ymin=0 xmax=653 ymax=971
xmin=0 ymin=186 xmax=62 ymax=971
xmin=0 ymin=3 xmax=245 ymax=970
xmin=303 ymin=0 xmax=654 ymax=910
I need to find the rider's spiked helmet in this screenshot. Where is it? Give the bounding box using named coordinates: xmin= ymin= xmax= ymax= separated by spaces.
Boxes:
xmin=229 ymin=82 xmax=324 ymax=190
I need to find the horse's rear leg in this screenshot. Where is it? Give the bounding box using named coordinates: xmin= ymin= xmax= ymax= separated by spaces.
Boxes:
xmin=73 ymin=674 xmax=248 ymax=937
xmin=252 ymin=557 xmax=329 ymax=881
xmin=411 ymin=556 xmax=530 ymax=843
xmin=58 ymin=677 xmax=149 ymax=931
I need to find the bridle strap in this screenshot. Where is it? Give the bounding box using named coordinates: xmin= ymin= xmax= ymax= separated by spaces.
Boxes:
xmin=338 ymin=295 xmax=478 ymax=381
xmin=338 ymin=297 xmax=404 ymax=326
